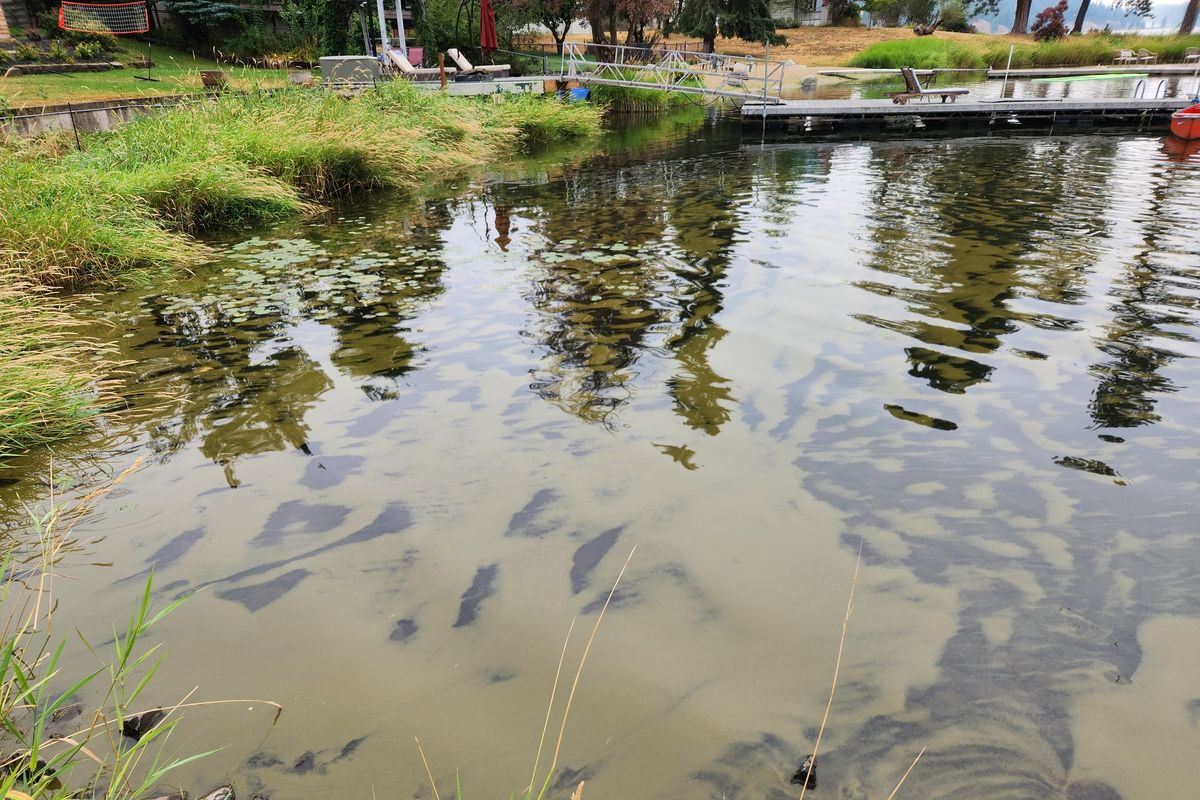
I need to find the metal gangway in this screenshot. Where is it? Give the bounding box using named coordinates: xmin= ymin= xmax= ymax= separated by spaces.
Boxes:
xmin=561 ymin=42 xmax=788 ymax=104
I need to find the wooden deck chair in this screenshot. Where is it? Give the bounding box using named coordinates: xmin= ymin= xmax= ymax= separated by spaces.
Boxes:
xmin=388 ymin=49 xmax=456 ymax=80
xmin=1114 ymin=49 xmax=1137 ymax=64
xmin=1184 ymin=47 xmax=1199 ymax=64
xmin=891 ymin=66 xmax=970 ymax=105
xmin=1136 ymin=48 xmax=1158 ymax=64
xmin=447 ymin=48 xmax=510 ymax=76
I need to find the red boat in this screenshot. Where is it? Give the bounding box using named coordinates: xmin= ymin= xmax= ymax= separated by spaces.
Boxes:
xmin=1171 ymin=103 xmax=1200 ymax=140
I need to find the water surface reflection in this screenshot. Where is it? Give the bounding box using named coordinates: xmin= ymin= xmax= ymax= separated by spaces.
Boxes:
xmin=5 ymin=118 xmax=1200 ymax=800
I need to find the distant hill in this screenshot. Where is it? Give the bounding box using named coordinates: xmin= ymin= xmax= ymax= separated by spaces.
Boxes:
xmin=972 ymin=0 xmax=1189 ymax=32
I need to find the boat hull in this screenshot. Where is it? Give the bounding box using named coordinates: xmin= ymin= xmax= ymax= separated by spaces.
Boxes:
xmin=1170 ymin=103 xmax=1200 ymax=140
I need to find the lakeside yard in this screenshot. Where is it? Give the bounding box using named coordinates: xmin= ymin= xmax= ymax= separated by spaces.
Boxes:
xmin=0 ymin=41 xmax=287 ymax=108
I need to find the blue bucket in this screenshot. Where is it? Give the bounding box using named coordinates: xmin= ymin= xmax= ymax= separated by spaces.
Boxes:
xmin=569 ymin=87 xmax=590 ymax=102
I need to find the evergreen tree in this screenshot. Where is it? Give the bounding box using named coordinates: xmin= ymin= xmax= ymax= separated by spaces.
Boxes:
xmin=679 ymin=0 xmax=780 ymax=51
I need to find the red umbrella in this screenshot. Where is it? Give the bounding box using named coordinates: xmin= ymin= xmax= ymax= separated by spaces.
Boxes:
xmin=479 ymin=0 xmax=498 ymax=55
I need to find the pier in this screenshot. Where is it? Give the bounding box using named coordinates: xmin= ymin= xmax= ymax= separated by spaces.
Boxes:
xmin=740 ymin=96 xmax=1192 ymax=133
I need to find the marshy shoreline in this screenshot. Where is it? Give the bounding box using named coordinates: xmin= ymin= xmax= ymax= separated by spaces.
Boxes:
xmin=0 ymin=84 xmax=603 ymax=463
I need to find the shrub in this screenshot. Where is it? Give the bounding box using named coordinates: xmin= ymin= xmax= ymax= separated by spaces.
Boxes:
xmin=74 ymin=40 xmax=103 ymax=60
xmin=939 ymin=0 xmax=975 ymax=32
xmin=47 ymin=39 xmax=72 ymax=62
xmin=65 ymin=30 xmax=120 ymax=53
xmin=1031 ymin=0 xmax=1069 ymax=41
xmin=22 ymin=26 xmax=44 ymax=41
xmin=14 ymin=42 xmax=41 ymax=62
xmin=0 ymin=49 xmax=14 ymax=64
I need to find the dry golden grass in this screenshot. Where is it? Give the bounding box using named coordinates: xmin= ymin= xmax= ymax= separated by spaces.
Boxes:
xmin=547 ymin=27 xmax=1033 ymax=67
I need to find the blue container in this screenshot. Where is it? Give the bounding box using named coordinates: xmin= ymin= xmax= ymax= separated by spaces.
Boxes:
xmin=569 ymin=87 xmax=590 ymax=102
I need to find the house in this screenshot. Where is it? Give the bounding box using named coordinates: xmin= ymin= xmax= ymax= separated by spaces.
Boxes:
xmin=768 ymin=0 xmax=832 ymax=25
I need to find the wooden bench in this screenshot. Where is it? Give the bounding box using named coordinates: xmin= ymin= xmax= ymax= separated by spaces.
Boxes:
xmin=891 ymin=66 xmax=969 ymax=105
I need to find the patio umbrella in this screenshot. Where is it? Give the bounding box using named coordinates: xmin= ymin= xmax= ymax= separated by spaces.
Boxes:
xmin=480 ymin=0 xmax=498 ymax=55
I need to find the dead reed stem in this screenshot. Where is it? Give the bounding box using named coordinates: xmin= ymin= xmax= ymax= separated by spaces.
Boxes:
xmin=415 ymin=736 xmax=442 ymax=800
xmin=798 ymin=542 xmax=861 ymax=800
xmin=547 ymin=544 xmax=637 ymax=780
xmin=885 ymin=748 xmax=925 ymax=800
xmin=527 ymin=615 xmax=577 ymax=795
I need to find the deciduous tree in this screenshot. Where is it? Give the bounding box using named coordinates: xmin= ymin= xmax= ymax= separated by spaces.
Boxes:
xmin=510 ymin=0 xmax=584 ymax=49
xmin=1073 ymin=0 xmax=1152 ymax=34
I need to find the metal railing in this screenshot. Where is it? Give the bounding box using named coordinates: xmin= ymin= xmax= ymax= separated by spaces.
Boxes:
xmin=560 ymin=41 xmax=787 ymax=103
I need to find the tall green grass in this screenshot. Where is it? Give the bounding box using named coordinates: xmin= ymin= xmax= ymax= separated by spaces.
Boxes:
xmin=847 ymin=33 xmax=1200 ymax=70
xmin=0 ymin=283 xmax=113 ymax=462
xmin=979 ymin=34 xmax=1200 ymax=68
xmin=847 ymin=38 xmax=988 ymax=70
xmin=0 ymin=83 xmax=603 ymax=289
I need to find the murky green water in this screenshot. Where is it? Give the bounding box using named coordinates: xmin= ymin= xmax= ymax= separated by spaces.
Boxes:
xmin=5 ymin=116 xmax=1200 ymax=799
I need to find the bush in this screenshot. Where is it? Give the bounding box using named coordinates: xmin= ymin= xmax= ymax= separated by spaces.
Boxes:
xmin=0 ymin=49 xmax=14 ymax=64
xmin=47 ymin=39 xmax=72 ymax=62
xmin=22 ymin=26 xmax=44 ymax=41
xmin=939 ymin=0 xmax=975 ymax=32
xmin=15 ymin=42 xmax=41 ymax=62
xmin=1031 ymin=0 xmax=1069 ymax=41
xmin=64 ymin=30 xmax=120 ymax=53
xmin=74 ymin=40 xmax=103 ymax=60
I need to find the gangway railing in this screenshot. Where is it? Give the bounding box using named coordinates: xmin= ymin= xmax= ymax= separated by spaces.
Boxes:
xmin=561 ymin=41 xmax=787 ymax=103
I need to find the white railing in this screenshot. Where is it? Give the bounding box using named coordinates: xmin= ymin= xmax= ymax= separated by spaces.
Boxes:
xmin=561 ymin=41 xmax=787 ymax=103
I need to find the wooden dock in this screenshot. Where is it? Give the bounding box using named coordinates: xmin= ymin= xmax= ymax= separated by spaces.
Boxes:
xmin=740 ymin=97 xmax=1191 ymax=133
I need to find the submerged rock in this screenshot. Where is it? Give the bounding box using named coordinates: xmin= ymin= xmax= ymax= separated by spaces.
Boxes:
xmin=790 ymin=754 xmax=816 ymax=789
xmin=198 ymin=787 xmax=235 ymax=800
xmin=122 ymin=708 xmax=166 ymax=741
xmin=292 ymin=751 xmax=317 ymax=774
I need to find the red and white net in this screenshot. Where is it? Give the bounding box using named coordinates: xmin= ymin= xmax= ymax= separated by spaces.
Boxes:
xmin=59 ymin=1 xmax=149 ymax=34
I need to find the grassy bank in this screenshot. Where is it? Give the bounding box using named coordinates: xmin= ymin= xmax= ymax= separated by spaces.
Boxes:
xmin=0 ymin=83 xmax=602 ymax=455
xmin=1 ymin=83 xmax=602 ymax=288
xmin=848 ymin=33 xmax=1200 ymax=70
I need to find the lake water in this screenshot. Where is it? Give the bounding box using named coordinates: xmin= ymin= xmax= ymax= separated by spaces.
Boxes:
xmin=4 ymin=113 xmax=1200 ymax=799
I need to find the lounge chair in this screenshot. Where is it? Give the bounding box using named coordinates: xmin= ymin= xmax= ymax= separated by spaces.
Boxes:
xmin=1184 ymin=47 xmax=1200 ymax=64
xmin=387 ymin=49 xmax=457 ymax=81
xmin=447 ymin=48 xmax=510 ymax=77
xmin=1114 ymin=49 xmax=1137 ymax=65
xmin=1137 ymin=48 xmax=1158 ymax=64
xmin=891 ymin=66 xmax=969 ymax=105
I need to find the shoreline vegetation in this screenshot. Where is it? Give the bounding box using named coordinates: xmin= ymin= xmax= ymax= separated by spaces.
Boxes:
xmin=0 ymin=84 xmax=602 ymax=464
xmin=846 ymin=32 xmax=1200 ymax=69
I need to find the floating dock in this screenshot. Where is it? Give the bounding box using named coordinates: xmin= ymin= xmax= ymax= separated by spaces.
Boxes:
xmin=740 ymin=97 xmax=1192 ymax=133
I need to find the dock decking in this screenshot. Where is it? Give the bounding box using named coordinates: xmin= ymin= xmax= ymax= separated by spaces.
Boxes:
xmin=741 ymin=97 xmax=1192 ymax=132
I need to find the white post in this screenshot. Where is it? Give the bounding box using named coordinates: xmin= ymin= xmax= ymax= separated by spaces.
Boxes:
xmin=376 ymin=0 xmax=389 ymax=53
xmin=1000 ymin=44 xmax=1014 ymax=98
xmin=396 ymin=0 xmax=408 ymax=54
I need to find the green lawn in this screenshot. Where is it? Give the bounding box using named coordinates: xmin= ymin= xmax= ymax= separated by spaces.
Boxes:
xmin=1 ymin=40 xmax=287 ymax=108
